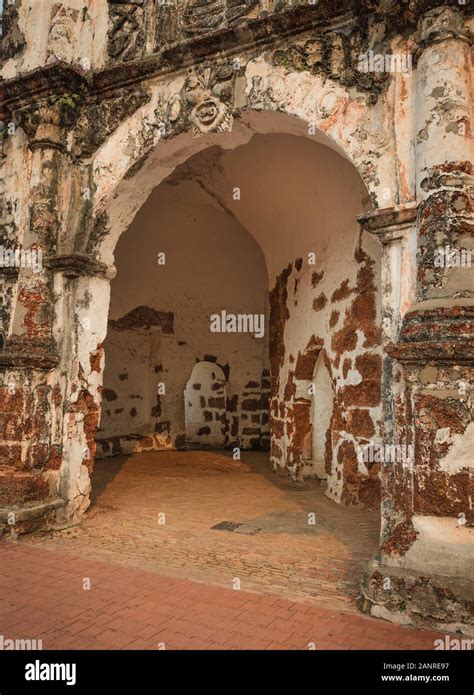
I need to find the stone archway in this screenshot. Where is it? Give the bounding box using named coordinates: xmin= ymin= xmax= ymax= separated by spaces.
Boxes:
xmin=0 ymin=101 xmax=448 ymax=623
xmin=92 ymin=123 xmax=383 ymax=501
xmin=1 ymin=0 xmax=472 ymax=635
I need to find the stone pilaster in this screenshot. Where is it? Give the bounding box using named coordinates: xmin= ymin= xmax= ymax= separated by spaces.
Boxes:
xmin=0 ymin=66 xmax=96 ymax=532
xmin=358 ymin=204 xmax=418 ymax=540
xmin=0 ymin=66 xmax=88 ymax=369
xmin=360 ymin=6 xmax=474 ymax=635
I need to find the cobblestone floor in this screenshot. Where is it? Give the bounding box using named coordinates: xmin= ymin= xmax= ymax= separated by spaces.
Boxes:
xmin=0 ymin=451 xmax=443 ymax=649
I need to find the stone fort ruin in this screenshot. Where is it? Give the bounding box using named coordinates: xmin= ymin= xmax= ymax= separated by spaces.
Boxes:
xmin=0 ymin=0 xmax=472 ymax=635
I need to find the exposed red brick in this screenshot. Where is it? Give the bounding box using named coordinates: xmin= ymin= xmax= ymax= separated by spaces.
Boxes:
xmin=290 ymin=401 xmax=311 ymax=463
xmin=331 ymin=279 xmax=353 ymax=302
xmin=45 ymin=445 xmax=62 ymax=471
xmin=354 ymin=353 xmax=382 ymax=381
xmin=0 ymin=445 xmax=22 ymax=467
xmin=17 ymin=285 xmax=52 ymax=340
xmin=381 ymin=520 xmax=418 ymax=557
xmin=331 ymin=322 xmax=358 ymax=355
xmin=313 ymin=293 xmax=327 ymax=311
xmin=271 ymin=418 xmax=284 ymax=438
xmin=342 ymin=358 xmax=351 ymax=379
xmin=269 ymin=263 xmax=291 ymax=377
xmin=337 ymin=440 xmax=358 ymax=485
xmin=351 ymin=291 xmax=376 ymax=321
xmin=89 ymin=344 xmax=104 ymax=373
xmin=311 ymin=271 xmax=324 ymax=287
xmin=294 ymin=336 xmax=324 ymax=380
xmin=241 ymin=398 xmax=260 ymax=411
xmin=346 ymin=409 xmax=375 ymax=439
xmin=0 ymin=387 xmax=24 ymax=413
xmin=341 ymin=380 xmax=381 ymax=407
xmin=28 ymin=443 xmax=50 ymax=469
xmin=0 ymin=470 xmax=50 ymax=505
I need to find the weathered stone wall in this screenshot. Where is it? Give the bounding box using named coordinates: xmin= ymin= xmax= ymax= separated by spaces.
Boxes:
xmin=96 ymin=170 xmax=268 ymax=456
xmin=268 ymin=229 xmax=383 ymax=509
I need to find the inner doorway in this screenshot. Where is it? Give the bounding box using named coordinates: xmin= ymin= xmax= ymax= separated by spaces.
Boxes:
xmin=184 ymin=361 xmax=227 ymax=448
xmin=311 ymin=353 xmax=333 ymax=480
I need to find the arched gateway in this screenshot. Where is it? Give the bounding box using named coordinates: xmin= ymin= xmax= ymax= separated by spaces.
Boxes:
xmin=0 ymin=1 xmax=472 ymax=635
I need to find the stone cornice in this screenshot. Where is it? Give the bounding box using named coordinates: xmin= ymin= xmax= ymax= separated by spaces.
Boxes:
xmin=97 ymin=4 xmax=359 ymax=94
xmin=358 ymin=203 xmax=418 ymax=234
xmin=0 ymin=339 xmax=59 ymax=370
xmin=386 ymin=340 xmax=474 ymax=365
xmin=2 ymin=1 xmax=470 ymax=105
xmin=46 ymin=255 xmax=109 ymax=279
xmin=89 ymin=1 xmax=474 ymax=96
xmin=0 ymin=5 xmax=355 ymax=105
xmin=0 ymin=1 xmax=471 ymax=161
xmin=0 ymin=62 xmax=90 ymax=114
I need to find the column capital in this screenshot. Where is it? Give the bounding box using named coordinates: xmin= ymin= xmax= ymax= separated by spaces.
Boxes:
xmin=358 ymin=203 xmax=418 ymax=241
xmin=416 ymin=3 xmax=472 ymax=49
xmin=46 ymin=255 xmax=112 ymax=280
xmin=0 ymin=63 xmax=89 ymax=152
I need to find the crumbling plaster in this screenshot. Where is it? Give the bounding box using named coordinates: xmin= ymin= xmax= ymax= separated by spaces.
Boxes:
xmin=0 ymin=0 xmax=472 ymax=634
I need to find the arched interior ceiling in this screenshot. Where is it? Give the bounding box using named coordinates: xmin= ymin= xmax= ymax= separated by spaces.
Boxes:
xmin=110 ymin=130 xmax=372 ymax=306
xmin=163 ymin=132 xmax=372 ymax=285
xmin=98 ymin=111 xmax=375 ymax=269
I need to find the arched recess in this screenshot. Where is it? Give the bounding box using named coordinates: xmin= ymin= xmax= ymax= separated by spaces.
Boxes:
xmin=51 ymin=98 xmax=389 ymax=525
xmin=311 ymin=352 xmax=334 ymax=481
xmin=82 ymin=109 xmax=384 ymax=507
xmin=184 ymin=362 xmax=227 ymax=449
xmin=90 ymin=109 xmax=380 ymax=270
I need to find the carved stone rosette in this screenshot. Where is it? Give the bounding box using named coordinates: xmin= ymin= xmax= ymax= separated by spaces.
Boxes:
xmin=181 ymin=63 xmax=236 ymax=137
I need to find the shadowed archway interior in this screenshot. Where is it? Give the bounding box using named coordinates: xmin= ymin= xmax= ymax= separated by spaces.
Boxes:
xmin=98 ymin=131 xmax=382 ymax=511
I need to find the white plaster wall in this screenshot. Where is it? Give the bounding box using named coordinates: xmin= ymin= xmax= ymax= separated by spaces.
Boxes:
xmin=188 ymin=133 xmax=372 ymax=286
xmin=99 ymin=328 xmax=151 ymax=438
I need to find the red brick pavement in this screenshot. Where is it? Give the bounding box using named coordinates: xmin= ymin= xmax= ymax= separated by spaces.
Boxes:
xmin=0 ymin=543 xmax=442 ymax=650
xmin=22 ymin=452 xmax=382 ymax=614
